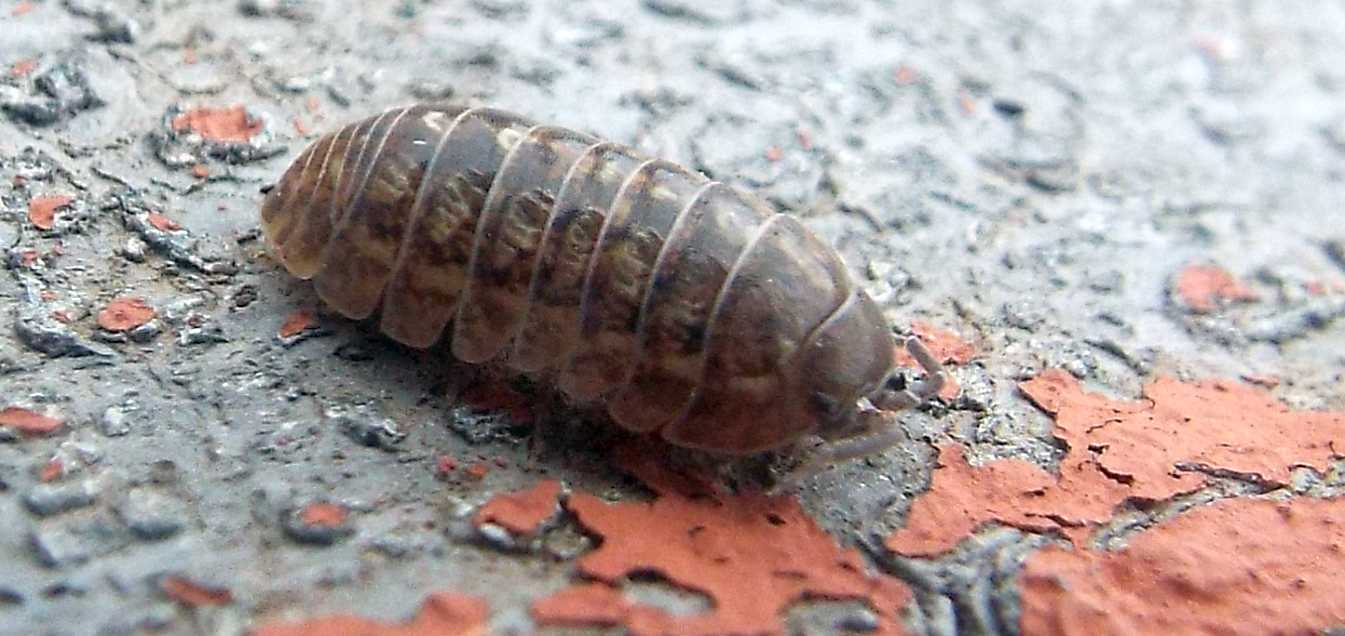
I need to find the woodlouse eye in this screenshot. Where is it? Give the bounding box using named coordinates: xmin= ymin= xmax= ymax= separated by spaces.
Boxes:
xmin=259 ymin=183 xmax=275 ymax=195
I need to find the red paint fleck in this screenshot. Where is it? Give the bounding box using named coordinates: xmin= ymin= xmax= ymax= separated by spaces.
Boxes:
xmin=11 ymin=0 xmax=34 ymax=16
xmin=894 ymin=64 xmax=918 ymax=85
xmin=10 ymin=58 xmax=37 ymax=78
xmin=1175 ymin=264 xmax=1258 ymax=313
xmin=764 ymin=145 xmax=783 ymax=162
xmin=171 ymin=105 xmax=262 ymax=143
xmin=461 ymin=380 xmax=534 ymax=425
xmin=305 ymin=95 xmax=321 ymax=113
xmin=147 ymin=212 xmax=182 ymax=232
xmin=49 ymin=309 xmax=72 ymax=323
xmin=97 ymin=297 xmax=155 ymax=332
xmin=1021 ymin=497 xmax=1345 ymax=635
xmin=435 ymin=455 xmax=458 ymax=476
xmin=39 ymin=458 xmax=62 ymax=482
xmin=160 ymin=575 xmax=233 ymax=606
xmin=472 ymin=479 xmax=561 ymax=535
xmin=0 ymin=406 xmax=63 ymax=436
xmin=191 ymin=163 xmax=209 ymax=179
xmin=531 ymin=583 xmax=632 ymax=628
xmin=299 ymin=502 xmax=348 ymax=527
xmin=464 ymin=462 xmax=489 ymax=480
xmin=293 ymin=116 xmax=309 ymax=136
xmin=278 ymin=308 xmax=316 ymax=338
xmin=886 ymin=369 xmax=1345 ymax=556
xmin=253 ymin=592 xmax=489 ymax=636
xmin=28 ymin=195 xmax=73 ymax=230
xmin=17 ymin=249 xmax=39 ymax=267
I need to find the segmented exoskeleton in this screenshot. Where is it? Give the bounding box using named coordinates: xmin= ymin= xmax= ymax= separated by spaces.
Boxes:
xmin=259 ymin=103 xmax=945 ymax=489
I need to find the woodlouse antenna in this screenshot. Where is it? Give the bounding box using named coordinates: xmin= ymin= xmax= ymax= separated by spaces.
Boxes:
xmin=872 ymin=336 xmax=946 ymax=412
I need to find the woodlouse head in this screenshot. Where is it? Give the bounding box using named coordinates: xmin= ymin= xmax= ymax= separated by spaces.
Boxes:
xmin=794 ymin=290 xmax=896 ymax=438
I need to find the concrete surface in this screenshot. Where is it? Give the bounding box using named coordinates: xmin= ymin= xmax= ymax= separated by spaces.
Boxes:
xmin=1 ymin=0 xmax=1343 ymax=634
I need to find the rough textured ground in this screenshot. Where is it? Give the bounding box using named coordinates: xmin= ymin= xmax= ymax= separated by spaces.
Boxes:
xmin=2 ymin=1 xmax=1344 ymax=635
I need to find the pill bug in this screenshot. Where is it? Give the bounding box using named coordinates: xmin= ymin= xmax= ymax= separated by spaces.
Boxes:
xmin=259 ymin=103 xmax=945 ymax=487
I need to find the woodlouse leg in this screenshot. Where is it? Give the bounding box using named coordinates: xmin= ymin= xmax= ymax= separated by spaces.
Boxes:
xmin=766 ymin=407 xmax=902 ymax=496
xmin=768 ymin=337 xmax=947 ymax=495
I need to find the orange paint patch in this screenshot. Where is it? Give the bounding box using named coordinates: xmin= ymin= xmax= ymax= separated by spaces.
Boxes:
xmin=1175 ymin=264 xmax=1258 ymax=313
xmin=299 ymin=502 xmax=348 ymax=527
xmin=97 ymin=297 xmax=155 ymax=332
xmin=885 ymin=443 xmax=1125 ymax=555
xmin=11 ymin=0 xmax=34 ymax=16
xmin=171 ymin=105 xmax=263 ymax=143
xmin=278 ymin=309 xmax=316 ymax=338
xmin=191 ymin=163 xmax=209 ymax=179
xmin=160 ymin=575 xmax=233 ymax=606
xmin=27 ymin=195 xmax=73 ymax=230
xmin=764 ymin=145 xmax=783 ymax=162
xmin=10 ymin=58 xmax=37 ymax=77
xmin=531 ymin=583 xmax=633 ymax=628
xmin=147 ymin=212 xmax=182 ymax=232
xmin=0 ymin=406 xmax=63 ymax=436
xmin=1020 ymin=497 xmax=1345 ymax=635
xmin=253 ymin=592 xmax=489 ymax=636
xmin=1022 ymin=369 xmax=1343 ymax=499
xmin=472 ymin=480 xmax=562 ymax=535
xmin=566 ymin=489 xmax=911 ymax=635
xmin=886 ymin=369 xmax=1345 ymax=556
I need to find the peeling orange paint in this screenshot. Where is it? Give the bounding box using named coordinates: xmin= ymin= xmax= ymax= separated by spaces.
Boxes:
xmin=566 ymin=488 xmax=911 ymax=635
xmin=98 ymin=297 xmax=155 ymax=332
xmin=252 ymin=592 xmax=489 ymax=636
xmin=161 ymin=575 xmax=233 ymax=606
xmin=1021 ymin=497 xmax=1345 ymax=635
xmin=28 ymin=195 xmax=73 ymax=230
xmin=887 ymin=369 xmax=1345 ymax=556
xmin=531 ymin=583 xmax=632 ymax=628
xmin=472 ymin=480 xmax=562 ymax=535
xmin=1175 ymin=264 xmax=1257 ymax=313
xmin=0 ymin=406 xmax=63 ymax=437
xmin=1022 ymin=369 xmax=1343 ymax=498
xmin=172 ymin=105 xmax=262 ymax=143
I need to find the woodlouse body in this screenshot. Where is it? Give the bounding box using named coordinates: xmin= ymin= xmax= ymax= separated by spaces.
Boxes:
xmin=261 ymin=103 xmax=930 ymax=459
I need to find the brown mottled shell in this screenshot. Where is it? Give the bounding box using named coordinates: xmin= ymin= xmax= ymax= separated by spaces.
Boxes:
xmin=260 ymin=103 xmax=894 ymax=455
